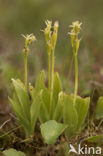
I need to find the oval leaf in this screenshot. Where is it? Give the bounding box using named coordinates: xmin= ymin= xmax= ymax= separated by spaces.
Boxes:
xmin=96 ymin=97 xmax=103 ymax=119
xmin=62 ymin=93 xmax=78 ymax=137
xmin=3 ymin=148 xmax=26 ymax=156
xmin=40 ymin=120 xmax=68 ymax=144
xmin=52 ymin=72 xmax=62 ymax=111
xmin=75 ymin=96 xmax=90 ymax=131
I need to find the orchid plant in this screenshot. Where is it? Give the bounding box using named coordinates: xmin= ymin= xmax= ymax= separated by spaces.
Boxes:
xmin=8 ymin=34 xmax=42 ymax=138
xmin=8 ymin=21 xmax=90 ymax=145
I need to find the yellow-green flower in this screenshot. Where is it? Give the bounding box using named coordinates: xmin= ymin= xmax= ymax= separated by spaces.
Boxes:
xmin=69 ymin=21 xmax=82 ymax=55
xmin=51 ymin=21 xmax=59 ymax=50
xmin=22 ymin=34 xmax=36 ymax=54
xmin=70 ymin=21 xmax=82 ymax=34
xmin=43 ymin=20 xmax=59 ymax=53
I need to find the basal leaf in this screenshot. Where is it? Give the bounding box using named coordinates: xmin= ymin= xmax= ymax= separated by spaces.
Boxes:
xmin=96 ymin=97 xmax=103 ymax=119
xmin=62 ymin=93 xmax=78 ymax=137
xmin=35 ymin=70 xmax=50 ymax=122
xmin=12 ymin=92 xmax=28 ymax=120
xmin=29 ymin=84 xmax=37 ymax=100
xmin=9 ymin=79 xmax=32 ymax=137
xmin=40 ymin=120 xmax=68 ymax=144
xmin=85 ymin=135 xmax=103 ymax=143
xmin=8 ymin=97 xmax=28 ymax=127
xmin=30 ymin=90 xmax=43 ymax=132
xmin=35 ymin=70 xmax=50 ymax=111
xmin=16 ymin=79 xmax=25 ymax=89
xmin=29 ymin=71 xmax=50 ymax=123
xmin=3 ymin=148 xmax=26 ymax=156
xmin=52 ymin=72 xmax=62 ymax=111
xmin=11 ymin=79 xmax=30 ymax=121
xmin=8 ymin=97 xmax=31 ymax=137
xmin=35 ymin=70 xmax=45 ymax=91
xmin=39 ymin=102 xmax=50 ymax=123
xmin=42 ymin=86 xmax=50 ymax=112
xmin=53 ymin=91 xmax=63 ymax=122
xmin=75 ymin=96 xmax=90 ymax=131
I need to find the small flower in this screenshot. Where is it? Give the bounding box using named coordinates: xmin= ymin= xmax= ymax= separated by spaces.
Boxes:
xmin=69 ymin=21 xmax=82 ymax=34
xmin=43 ymin=20 xmax=59 ymax=53
xmin=22 ymin=34 xmax=36 ymax=54
xmin=44 ymin=20 xmax=52 ymax=43
xmin=43 ymin=20 xmax=52 ymax=53
xmin=54 ymin=21 xmax=59 ymax=30
xmin=51 ymin=21 xmax=59 ymax=50
xmin=69 ymin=21 xmax=82 ymax=55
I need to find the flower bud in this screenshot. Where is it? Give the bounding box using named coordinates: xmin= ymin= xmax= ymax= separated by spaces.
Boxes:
xmin=22 ymin=34 xmax=36 ymax=54
xmin=44 ymin=20 xmax=52 ymax=53
xmin=69 ymin=21 xmax=82 ymax=55
xmin=51 ymin=21 xmax=59 ymax=50
xmin=72 ymin=21 xmax=82 ymax=34
xmin=44 ymin=20 xmax=52 ymax=43
xmin=43 ymin=20 xmax=59 ymax=53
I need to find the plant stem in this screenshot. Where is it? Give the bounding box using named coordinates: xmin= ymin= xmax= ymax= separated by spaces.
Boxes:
xmin=50 ymin=49 xmax=55 ymax=117
xmin=74 ymin=54 xmax=78 ymax=105
xmin=68 ymin=55 xmax=74 ymax=82
xmin=48 ymin=53 xmax=51 ymax=90
xmin=24 ymin=52 xmax=28 ymax=92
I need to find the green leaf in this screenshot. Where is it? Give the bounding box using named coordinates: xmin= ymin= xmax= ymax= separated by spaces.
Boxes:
xmin=42 ymin=86 xmax=50 ymax=113
xmin=35 ymin=70 xmax=50 ymax=122
xmin=9 ymin=79 xmax=32 ymax=137
xmin=35 ymin=70 xmax=45 ymax=91
xmin=85 ymin=135 xmax=103 ymax=143
xmin=96 ymin=97 xmax=103 ymax=119
xmin=53 ymin=92 xmax=63 ymax=122
xmin=62 ymin=93 xmax=78 ymax=137
xmin=8 ymin=97 xmax=31 ymax=137
xmin=40 ymin=120 xmax=68 ymax=144
xmin=29 ymin=84 xmax=37 ymax=101
xmin=39 ymin=100 xmax=50 ymax=123
xmin=3 ymin=148 xmax=26 ymax=156
xmin=75 ymin=96 xmax=90 ymax=130
xmin=52 ymin=72 xmax=62 ymax=111
xmin=12 ymin=91 xmax=28 ymax=120
xmin=29 ymin=71 xmax=50 ymax=123
xmin=8 ymin=97 xmax=29 ymax=127
xmin=11 ymin=79 xmax=30 ymax=121
xmin=35 ymin=70 xmax=50 ymax=111
xmin=16 ymin=79 xmax=25 ymax=89
xmin=30 ymin=90 xmax=43 ymax=132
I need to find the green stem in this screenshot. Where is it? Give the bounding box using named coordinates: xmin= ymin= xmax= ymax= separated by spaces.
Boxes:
xmin=68 ymin=55 xmax=74 ymax=82
xmin=48 ymin=53 xmax=51 ymax=90
xmin=24 ymin=52 xmax=28 ymax=92
xmin=50 ymin=49 xmax=55 ymax=117
xmin=74 ymin=54 xmax=78 ymax=105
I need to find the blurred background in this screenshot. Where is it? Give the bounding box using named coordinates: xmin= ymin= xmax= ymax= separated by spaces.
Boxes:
xmin=0 ymin=0 xmax=103 ymax=106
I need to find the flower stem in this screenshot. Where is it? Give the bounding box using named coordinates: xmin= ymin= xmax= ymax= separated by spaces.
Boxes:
xmin=48 ymin=53 xmax=51 ymax=90
xmin=74 ymin=54 xmax=78 ymax=105
xmin=50 ymin=49 xmax=55 ymax=117
xmin=24 ymin=52 xmax=28 ymax=92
